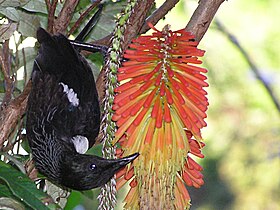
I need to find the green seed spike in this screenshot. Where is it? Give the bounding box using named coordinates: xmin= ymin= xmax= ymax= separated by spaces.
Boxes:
xmin=97 ymin=1 xmax=138 ymax=210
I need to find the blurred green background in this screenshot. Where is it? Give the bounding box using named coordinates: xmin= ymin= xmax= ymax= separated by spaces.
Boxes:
xmin=156 ymin=0 xmax=280 ymax=209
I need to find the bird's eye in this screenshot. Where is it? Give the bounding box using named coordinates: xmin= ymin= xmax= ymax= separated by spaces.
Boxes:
xmin=90 ymin=164 xmax=96 ymax=170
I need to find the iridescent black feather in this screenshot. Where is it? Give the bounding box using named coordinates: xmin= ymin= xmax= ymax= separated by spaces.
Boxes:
xmin=26 ymin=26 xmax=138 ymax=191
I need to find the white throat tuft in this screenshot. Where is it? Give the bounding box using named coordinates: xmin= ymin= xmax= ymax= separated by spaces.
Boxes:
xmin=71 ymin=135 xmax=89 ymax=154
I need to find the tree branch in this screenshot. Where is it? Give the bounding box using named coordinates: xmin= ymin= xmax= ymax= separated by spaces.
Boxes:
xmin=0 ymin=81 xmax=31 ymax=149
xmin=47 ymin=0 xmax=58 ymax=33
xmin=67 ymin=1 xmax=101 ymax=36
xmin=54 ymin=0 xmax=79 ymax=34
xmin=140 ymin=0 xmax=179 ymax=34
xmin=0 ymin=41 xmax=14 ymax=109
xmin=186 ymin=0 xmax=225 ymax=42
xmin=215 ymin=19 xmax=280 ymax=113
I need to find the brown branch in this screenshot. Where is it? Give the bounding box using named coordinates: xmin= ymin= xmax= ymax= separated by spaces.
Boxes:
xmin=140 ymin=0 xmax=179 ymax=34
xmin=0 ymin=80 xmax=31 ymax=149
xmin=0 ymin=41 xmax=14 ymax=109
xmin=47 ymin=0 xmax=59 ymax=33
xmin=215 ymin=20 xmax=280 ymax=114
xmin=45 ymin=0 xmax=51 ymax=13
xmin=54 ymin=0 xmax=79 ymax=34
xmin=186 ymin=0 xmax=225 ymax=42
xmin=67 ymin=1 xmax=101 ymax=36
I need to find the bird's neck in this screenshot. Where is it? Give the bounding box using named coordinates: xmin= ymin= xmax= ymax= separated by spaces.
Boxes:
xmin=31 ymin=136 xmax=77 ymax=184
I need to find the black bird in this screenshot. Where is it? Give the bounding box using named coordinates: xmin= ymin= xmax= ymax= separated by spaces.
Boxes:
xmin=26 ymin=11 xmax=138 ymax=190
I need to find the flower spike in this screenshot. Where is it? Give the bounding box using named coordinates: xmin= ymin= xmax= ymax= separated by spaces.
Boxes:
xmin=114 ymin=24 xmax=208 ymax=209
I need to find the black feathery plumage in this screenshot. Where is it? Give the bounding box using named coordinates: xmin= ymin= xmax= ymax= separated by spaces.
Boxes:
xmin=26 ymin=27 xmax=138 ymax=191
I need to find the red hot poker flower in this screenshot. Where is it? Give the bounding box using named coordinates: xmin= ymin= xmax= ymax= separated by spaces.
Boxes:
xmin=113 ymin=23 xmax=208 ymax=209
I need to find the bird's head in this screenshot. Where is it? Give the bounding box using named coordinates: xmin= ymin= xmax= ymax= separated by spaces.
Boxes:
xmin=59 ymin=152 xmax=139 ymax=191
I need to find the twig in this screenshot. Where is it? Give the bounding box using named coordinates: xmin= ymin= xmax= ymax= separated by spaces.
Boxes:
xmin=45 ymin=0 xmax=51 ymax=13
xmin=0 ymin=80 xmax=31 ymax=149
xmin=67 ymin=1 xmax=101 ymax=36
xmin=54 ymin=0 xmax=79 ymax=34
xmin=21 ymin=44 xmax=28 ymax=86
xmin=47 ymin=0 xmax=59 ymax=33
xmin=140 ymin=0 xmax=180 ymax=34
xmin=0 ymin=41 xmax=14 ymax=109
xmin=186 ymin=0 xmax=225 ymax=42
xmin=215 ymin=19 xmax=280 ymax=113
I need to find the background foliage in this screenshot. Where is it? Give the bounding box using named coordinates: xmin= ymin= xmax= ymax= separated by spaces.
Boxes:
xmin=0 ymin=0 xmax=279 ymax=209
xmin=172 ymin=1 xmax=280 ymax=209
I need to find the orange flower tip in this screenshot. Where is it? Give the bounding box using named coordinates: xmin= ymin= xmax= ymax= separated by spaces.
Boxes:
xmin=115 ymin=147 xmax=123 ymax=154
xmin=193 ymin=179 xmax=204 ymax=188
xmin=112 ymin=104 xmax=119 ymax=111
xmin=185 ymin=130 xmax=193 ymax=138
xmin=129 ymin=178 xmax=138 ymax=188
xmin=111 ymin=114 xmax=120 ymax=121
xmin=156 ymin=120 xmax=162 ymax=128
xmin=188 ymin=169 xmax=203 ymax=179
xmin=124 ymin=167 xmax=135 ymax=180
xmin=129 ymin=89 xmax=143 ymax=100
xmin=166 ymin=89 xmax=174 ymax=104
xmin=133 ymin=109 xmax=147 ymax=126
xmin=164 ymin=111 xmax=171 ymax=123
xmin=182 ymin=172 xmax=193 ymax=187
xmin=200 ymin=142 xmax=206 ymax=147
xmin=144 ymin=89 xmax=157 ymax=108
xmin=187 ymin=157 xmax=203 ymax=171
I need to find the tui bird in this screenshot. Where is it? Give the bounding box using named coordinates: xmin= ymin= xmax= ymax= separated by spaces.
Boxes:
xmin=26 ymin=6 xmax=138 ymax=191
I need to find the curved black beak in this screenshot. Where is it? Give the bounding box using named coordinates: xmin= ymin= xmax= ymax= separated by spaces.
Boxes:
xmin=115 ymin=153 xmax=139 ymax=167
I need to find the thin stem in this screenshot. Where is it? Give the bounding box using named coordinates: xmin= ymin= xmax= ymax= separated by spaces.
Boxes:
xmin=140 ymin=0 xmax=180 ymax=34
xmin=47 ymin=0 xmax=59 ymax=33
xmin=54 ymin=0 xmax=79 ymax=34
xmin=0 ymin=41 xmax=14 ymax=108
xmin=67 ymin=1 xmax=101 ymax=37
xmin=215 ymin=19 xmax=280 ymax=113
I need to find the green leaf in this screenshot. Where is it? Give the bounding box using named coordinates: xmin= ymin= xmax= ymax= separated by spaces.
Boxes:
xmin=23 ymin=0 xmax=62 ymax=15
xmin=1 ymin=153 xmax=29 ymax=174
xmin=0 ymin=160 xmax=57 ymax=210
xmin=0 ymin=0 xmax=30 ymax=8
xmin=0 ymin=7 xmax=19 ymax=21
xmin=17 ymin=10 xmax=40 ymax=37
xmin=22 ymin=0 xmax=47 ymax=14
xmin=0 ymin=197 xmax=25 ymax=210
xmin=0 ymin=22 xmax=17 ymax=42
xmin=0 ymin=183 xmax=14 ymax=197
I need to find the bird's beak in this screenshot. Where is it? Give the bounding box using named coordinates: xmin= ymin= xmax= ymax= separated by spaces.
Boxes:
xmin=103 ymin=152 xmax=139 ymax=173
xmin=115 ymin=153 xmax=139 ymax=167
